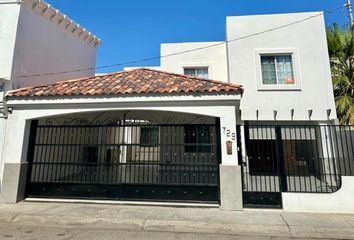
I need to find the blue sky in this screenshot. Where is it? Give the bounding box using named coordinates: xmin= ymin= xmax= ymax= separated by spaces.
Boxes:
xmin=46 ymin=0 xmax=349 ymax=73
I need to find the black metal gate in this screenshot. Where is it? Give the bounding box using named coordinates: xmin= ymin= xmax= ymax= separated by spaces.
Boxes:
xmin=241 ymin=124 xmax=349 ymax=208
xmin=241 ymin=125 xmax=283 ymax=208
xmin=26 ymin=118 xmax=221 ymax=203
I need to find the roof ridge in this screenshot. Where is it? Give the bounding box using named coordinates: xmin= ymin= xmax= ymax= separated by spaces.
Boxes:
xmin=137 ymin=68 xmax=242 ymax=88
xmin=56 ymin=70 xmax=127 ymax=84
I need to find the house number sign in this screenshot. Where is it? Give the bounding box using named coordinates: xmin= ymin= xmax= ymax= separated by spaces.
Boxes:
xmin=222 ymin=127 xmax=236 ymax=140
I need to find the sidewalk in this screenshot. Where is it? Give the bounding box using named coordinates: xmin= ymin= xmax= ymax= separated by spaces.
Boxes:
xmin=0 ymin=201 xmax=353 ymax=239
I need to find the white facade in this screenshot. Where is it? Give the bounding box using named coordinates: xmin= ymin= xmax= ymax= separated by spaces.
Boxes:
xmin=159 ymin=12 xmax=336 ymax=122
xmin=227 ymin=12 xmax=336 ymax=121
xmin=2 ymin=93 xmax=242 ymax=209
xmin=153 ymin=12 xmax=354 ymax=213
xmin=161 ymin=42 xmax=228 ymax=83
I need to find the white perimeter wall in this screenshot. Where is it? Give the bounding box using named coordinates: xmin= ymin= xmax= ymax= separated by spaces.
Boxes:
xmin=226 ymin=12 xmax=336 ymax=121
xmin=9 ymin=3 xmax=97 ymax=88
xmin=1 ymin=94 xmax=241 ymax=183
xmin=160 ymin=42 xmax=228 ymax=82
xmin=283 ymin=177 xmax=354 ymax=214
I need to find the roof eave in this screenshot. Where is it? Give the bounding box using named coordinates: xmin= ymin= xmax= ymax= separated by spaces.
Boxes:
xmin=6 ymin=91 xmax=242 ymax=108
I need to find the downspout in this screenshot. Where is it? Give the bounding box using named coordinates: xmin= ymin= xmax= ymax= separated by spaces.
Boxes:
xmin=225 ymin=32 xmax=231 ymax=84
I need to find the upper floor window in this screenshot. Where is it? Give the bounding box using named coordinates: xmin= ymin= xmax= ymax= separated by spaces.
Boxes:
xmin=261 ymin=55 xmax=295 ymax=85
xmin=184 ymin=67 xmax=209 ymax=79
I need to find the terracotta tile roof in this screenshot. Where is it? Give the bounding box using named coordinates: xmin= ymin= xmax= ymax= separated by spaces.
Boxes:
xmin=7 ymin=68 xmax=243 ymax=97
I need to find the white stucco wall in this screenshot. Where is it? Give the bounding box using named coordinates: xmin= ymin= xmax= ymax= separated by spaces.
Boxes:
xmin=160 ymin=42 xmax=228 ymax=82
xmin=282 ymin=177 xmax=354 ymax=214
xmin=0 ymin=1 xmax=21 ymax=84
xmin=226 ymin=12 xmax=336 ymax=121
xmin=1 ymin=93 xmax=241 ymax=184
xmin=10 ymin=3 xmax=97 ymax=88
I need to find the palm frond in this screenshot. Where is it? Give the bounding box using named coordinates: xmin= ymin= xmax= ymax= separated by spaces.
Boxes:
xmin=327 ymin=24 xmax=354 ymax=125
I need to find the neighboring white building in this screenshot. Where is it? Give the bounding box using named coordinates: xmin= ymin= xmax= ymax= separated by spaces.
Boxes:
xmin=0 ymin=0 xmax=100 ymax=192
xmin=0 ymin=0 xmax=100 ymax=90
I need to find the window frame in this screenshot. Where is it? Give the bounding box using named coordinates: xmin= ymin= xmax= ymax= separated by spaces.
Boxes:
xmin=183 ymin=66 xmax=209 ymax=79
xmin=255 ymin=49 xmax=302 ymax=91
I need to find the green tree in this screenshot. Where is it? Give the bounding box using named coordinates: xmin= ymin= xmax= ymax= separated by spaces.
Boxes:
xmin=327 ymin=24 xmax=354 ymax=124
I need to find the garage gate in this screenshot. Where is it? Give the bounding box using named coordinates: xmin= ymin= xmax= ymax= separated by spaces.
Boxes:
xmin=25 ymin=118 xmax=221 ymax=203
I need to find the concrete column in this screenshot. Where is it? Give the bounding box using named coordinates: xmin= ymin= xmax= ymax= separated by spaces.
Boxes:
xmin=1 ymin=163 xmax=28 ymax=203
xmin=219 ymin=108 xmax=238 ymax=165
xmin=0 ymin=113 xmax=31 ymax=203
xmin=218 ymin=107 xmax=243 ymax=210
xmin=219 ymin=165 xmax=243 ymax=210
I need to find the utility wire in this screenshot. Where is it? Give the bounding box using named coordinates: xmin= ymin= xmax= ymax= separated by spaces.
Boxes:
xmin=0 ymin=6 xmax=345 ymax=80
xmin=0 ymin=1 xmax=22 ymax=4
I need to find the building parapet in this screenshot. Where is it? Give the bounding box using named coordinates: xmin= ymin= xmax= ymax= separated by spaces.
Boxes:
xmin=22 ymin=0 xmax=101 ymax=48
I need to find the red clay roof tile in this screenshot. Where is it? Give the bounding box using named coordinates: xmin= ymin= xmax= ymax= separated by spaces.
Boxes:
xmin=7 ymin=68 xmax=243 ymax=98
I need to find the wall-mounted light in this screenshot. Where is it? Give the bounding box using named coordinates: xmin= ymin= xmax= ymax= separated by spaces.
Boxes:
xmin=308 ymin=109 xmax=313 ymax=120
xmin=327 ymin=109 xmax=331 ymax=119
xmin=256 ymin=110 xmax=259 ymax=121
xmin=290 ymin=109 xmax=294 ymax=120
xmin=273 ymin=110 xmax=277 ymax=120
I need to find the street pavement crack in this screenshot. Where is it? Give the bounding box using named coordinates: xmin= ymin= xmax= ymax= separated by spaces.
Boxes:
xmin=141 ymin=209 xmax=154 ymax=231
xmin=8 ymin=213 xmax=19 ymax=223
xmin=280 ymin=214 xmax=293 ymax=237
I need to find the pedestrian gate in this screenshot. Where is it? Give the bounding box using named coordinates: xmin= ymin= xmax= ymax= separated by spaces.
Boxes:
xmin=241 ymin=125 xmax=348 ymax=208
xmin=25 ymin=119 xmax=221 ymax=203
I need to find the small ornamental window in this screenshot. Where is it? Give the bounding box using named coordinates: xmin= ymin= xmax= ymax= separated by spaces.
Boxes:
xmin=184 ymin=125 xmax=211 ymax=153
xmin=140 ymin=127 xmax=159 ymax=146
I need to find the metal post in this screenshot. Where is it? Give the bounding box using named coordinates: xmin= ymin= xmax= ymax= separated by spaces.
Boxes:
xmin=275 ymin=126 xmax=287 ymax=192
xmin=345 ymin=0 xmax=354 ymax=41
xmin=24 ymin=120 xmax=39 ymax=198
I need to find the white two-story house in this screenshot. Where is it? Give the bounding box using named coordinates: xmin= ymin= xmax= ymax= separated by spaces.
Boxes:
xmin=157 ymin=12 xmax=354 ymax=212
xmin=1 ymin=2 xmax=353 ymax=214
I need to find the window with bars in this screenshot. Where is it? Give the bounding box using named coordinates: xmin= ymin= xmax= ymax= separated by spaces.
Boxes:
xmin=261 ymin=55 xmax=295 ymax=85
xmin=184 ymin=67 xmax=209 ymax=79
xmin=140 ymin=127 xmax=159 ymax=146
xmin=184 ymin=125 xmax=211 ymax=152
